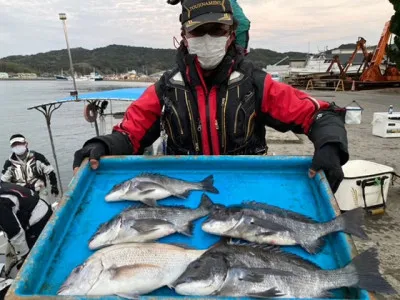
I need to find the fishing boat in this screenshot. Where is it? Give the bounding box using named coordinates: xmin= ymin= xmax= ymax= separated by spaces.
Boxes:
xmin=89 ymin=70 xmax=103 ymax=81
xmin=54 ymin=69 xmax=70 ymax=80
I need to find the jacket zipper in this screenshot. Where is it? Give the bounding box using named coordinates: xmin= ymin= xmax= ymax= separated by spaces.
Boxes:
xmin=221 ymin=90 xmax=229 ymax=153
xmin=165 ymin=118 xmax=178 ymax=146
xmin=234 ymin=102 xmax=243 ymax=135
xmin=205 ymin=89 xmax=213 ymax=154
xmin=245 ymin=112 xmax=256 ymax=141
xmin=170 ymin=104 xmax=184 ymax=135
xmin=184 ymin=90 xmax=200 ymax=153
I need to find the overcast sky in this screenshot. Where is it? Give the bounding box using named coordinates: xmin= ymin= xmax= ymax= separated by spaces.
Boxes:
xmin=0 ymin=0 xmax=395 ymax=58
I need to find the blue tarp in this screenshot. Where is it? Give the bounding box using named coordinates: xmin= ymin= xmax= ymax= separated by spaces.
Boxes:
xmin=28 ymin=87 xmax=147 ymax=110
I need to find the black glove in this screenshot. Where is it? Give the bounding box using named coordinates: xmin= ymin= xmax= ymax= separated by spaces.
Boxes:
xmin=51 ymin=185 xmax=59 ymax=196
xmin=73 ymin=142 xmax=107 ymax=173
xmin=309 ymin=143 xmax=344 ymax=194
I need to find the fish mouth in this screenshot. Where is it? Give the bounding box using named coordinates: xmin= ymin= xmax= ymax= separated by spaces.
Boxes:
xmin=88 ymin=237 xmax=106 ymax=250
xmin=57 ymin=283 xmax=71 ymax=295
xmin=104 ymin=193 xmax=119 ymax=201
xmin=174 ymin=279 xmax=217 ymax=296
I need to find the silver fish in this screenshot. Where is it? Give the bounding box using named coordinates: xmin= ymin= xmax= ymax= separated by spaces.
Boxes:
xmin=105 ymin=173 xmax=219 ymax=206
xmin=58 ymin=243 xmax=206 ymax=299
xmin=174 ymin=246 xmax=397 ymax=298
xmin=89 ymin=194 xmax=216 ymax=250
xmin=202 ymin=201 xmax=368 ymax=253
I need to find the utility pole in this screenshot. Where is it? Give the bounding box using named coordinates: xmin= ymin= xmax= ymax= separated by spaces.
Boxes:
xmin=59 ymin=13 xmax=78 ymax=100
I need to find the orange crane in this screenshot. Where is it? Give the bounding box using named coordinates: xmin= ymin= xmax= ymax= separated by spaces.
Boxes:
xmin=360 ymin=21 xmax=400 ymax=82
xmin=326 ymin=37 xmax=372 ymax=79
xmin=342 ymin=37 xmax=371 ymax=76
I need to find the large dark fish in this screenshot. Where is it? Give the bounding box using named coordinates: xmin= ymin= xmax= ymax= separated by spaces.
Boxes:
xmin=174 ymin=244 xmax=397 ymax=298
xmin=105 ymin=173 xmax=219 ymax=206
xmin=173 ymin=239 xmax=322 ymax=295
xmin=202 ymin=201 xmax=368 ymax=253
xmin=89 ymin=194 xmax=216 ymax=250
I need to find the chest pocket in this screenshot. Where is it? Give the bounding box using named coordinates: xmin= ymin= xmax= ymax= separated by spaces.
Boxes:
xmin=162 ymin=82 xmax=201 ymax=153
xmin=222 ymin=72 xmax=256 ymax=150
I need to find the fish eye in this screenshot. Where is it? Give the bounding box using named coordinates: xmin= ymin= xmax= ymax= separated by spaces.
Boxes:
xmin=74 ymin=265 xmax=83 ymax=273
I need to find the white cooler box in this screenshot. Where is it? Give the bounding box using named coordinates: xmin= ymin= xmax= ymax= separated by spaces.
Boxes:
xmin=372 ymin=112 xmax=400 ymax=138
xmin=334 ymin=160 xmax=395 ymax=212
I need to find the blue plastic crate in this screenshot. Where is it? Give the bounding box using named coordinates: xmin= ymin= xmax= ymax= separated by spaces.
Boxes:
xmin=8 ymin=156 xmax=372 ymax=300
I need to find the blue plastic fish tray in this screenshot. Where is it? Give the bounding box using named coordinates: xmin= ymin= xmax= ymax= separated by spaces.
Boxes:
xmin=8 ymin=156 xmax=373 ymax=300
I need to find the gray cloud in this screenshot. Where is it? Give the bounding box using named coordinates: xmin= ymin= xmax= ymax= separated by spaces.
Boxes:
xmin=0 ymin=0 xmax=395 ymax=58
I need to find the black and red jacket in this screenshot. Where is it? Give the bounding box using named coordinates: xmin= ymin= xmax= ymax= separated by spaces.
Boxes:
xmin=85 ymin=46 xmax=349 ymax=163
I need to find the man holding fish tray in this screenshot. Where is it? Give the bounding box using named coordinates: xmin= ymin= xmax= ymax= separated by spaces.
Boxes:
xmin=73 ymin=0 xmax=348 ymax=193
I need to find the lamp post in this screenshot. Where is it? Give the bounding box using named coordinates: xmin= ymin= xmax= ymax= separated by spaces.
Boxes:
xmin=59 ymin=13 xmax=78 ymax=99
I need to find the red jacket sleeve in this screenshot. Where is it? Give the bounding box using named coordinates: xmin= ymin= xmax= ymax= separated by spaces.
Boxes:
xmin=113 ymin=84 xmax=162 ymax=154
xmin=260 ymin=74 xmax=330 ymax=134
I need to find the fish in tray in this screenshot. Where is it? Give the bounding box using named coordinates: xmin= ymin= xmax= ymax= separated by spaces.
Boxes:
xmin=201 ymin=201 xmax=369 ymax=254
xmin=89 ymin=194 xmax=218 ymax=250
xmin=58 ymin=242 xmax=206 ymax=299
xmin=105 ymin=173 xmax=219 ymax=206
xmin=173 ymin=241 xmax=397 ymax=298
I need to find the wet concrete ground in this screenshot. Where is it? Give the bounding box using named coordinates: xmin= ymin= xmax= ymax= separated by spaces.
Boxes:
xmin=268 ymin=88 xmax=400 ymax=299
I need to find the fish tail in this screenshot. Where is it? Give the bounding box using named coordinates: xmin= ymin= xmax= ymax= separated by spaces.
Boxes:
xmin=200 ymin=175 xmax=219 ymax=194
xmin=199 ymin=194 xmax=215 ymax=210
xmin=333 ymin=207 xmax=368 ymax=239
xmin=348 ymin=248 xmax=397 ymax=294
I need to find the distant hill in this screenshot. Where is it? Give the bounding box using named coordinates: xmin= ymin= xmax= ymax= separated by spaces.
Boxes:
xmin=0 ymin=44 xmax=307 ymax=76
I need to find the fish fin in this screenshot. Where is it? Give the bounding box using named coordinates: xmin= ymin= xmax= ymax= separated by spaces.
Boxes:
xmin=115 ymin=293 xmax=139 ymax=300
xmin=249 ymin=216 xmax=291 ymax=233
xmin=299 ymin=237 xmax=325 ymax=254
xmin=200 ymin=175 xmax=219 ymax=194
xmin=109 ymin=264 xmax=160 ymax=280
xmin=121 ymin=203 xmax=148 ymax=211
xmin=142 ymin=198 xmax=158 ymax=207
xmin=247 ymin=287 xmax=285 ymax=298
xmin=242 ymin=201 xmax=318 ymax=223
xmin=198 ymin=193 xmax=215 ymax=210
xmin=226 ymin=240 xmax=322 ymax=269
xmin=178 ymin=222 xmax=194 ymax=237
xmin=174 ymin=190 xmax=191 ymax=199
xmin=316 ymin=291 xmax=335 ymax=298
xmin=233 ymin=267 xmax=293 ymax=282
xmin=137 ymin=188 xmax=157 ymax=195
xmin=348 ymin=248 xmax=397 ymax=294
xmin=130 ymin=219 xmax=173 ymax=233
xmin=336 ymin=207 xmax=369 ymax=239
xmin=234 ymin=268 xmax=264 ymax=283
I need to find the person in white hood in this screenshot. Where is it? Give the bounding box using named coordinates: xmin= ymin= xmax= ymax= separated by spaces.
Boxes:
xmin=1 ymin=134 xmax=59 ymax=204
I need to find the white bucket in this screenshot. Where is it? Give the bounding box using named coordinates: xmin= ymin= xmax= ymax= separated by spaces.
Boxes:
xmin=345 ymin=101 xmax=363 ymax=125
xmin=334 ymin=160 xmax=395 ymax=211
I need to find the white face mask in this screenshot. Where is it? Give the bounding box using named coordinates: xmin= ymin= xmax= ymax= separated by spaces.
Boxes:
xmin=187 ymin=34 xmax=229 ymax=70
xmin=12 ymin=145 xmax=27 ymax=156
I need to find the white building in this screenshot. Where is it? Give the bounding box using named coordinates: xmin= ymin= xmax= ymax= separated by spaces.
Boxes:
xmin=0 ymin=72 xmax=9 ymax=79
